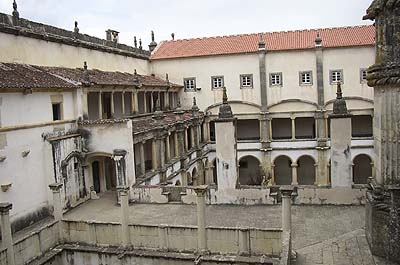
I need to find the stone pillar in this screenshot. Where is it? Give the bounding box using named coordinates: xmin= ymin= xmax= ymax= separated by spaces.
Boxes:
xmin=118 ymin=186 xmax=130 ymax=247
xmin=204 ymin=120 xmax=210 ymax=143
xmin=291 ymin=163 xmax=298 ymax=185
xmin=98 ymin=91 xmax=102 ymax=119
xmin=82 ymin=88 xmax=89 ymax=120
xmin=194 ymin=185 xmax=208 ymax=253
xmin=184 ymin=128 xmax=189 ymax=151
xmin=215 ymin=88 xmax=237 ymax=190
xmin=150 ymin=92 xmax=154 ymax=112
xmin=165 ymin=91 xmax=170 ymax=110
xmin=280 ymin=186 xmax=294 ymax=233
xmin=49 ymin=183 xmax=64 ymax=244
xmin=330 ymin=83 xmax=352 ymax=187
xmin=143 ymin=92 xmax=147 ymax=113
xmin=260 ymin=113 xmax=273 ymax=180
xmin=174 ymin=132 xmax=179 ymax=158
xmin=113 ymin=149 xmax=127 ymax=187
xmin=291 ymin=116 xmax=296 ymax=140
xmin=165 ymin=133 xmax=171 ymax=162
xmin=121 ymin=91 xmax=125 ymax=116
xmin=140 ymin=141 xmax=146 ymax=175
xmin=190 ymin=126 xmax=195 ymax=149
xmin=238 ymin=228 xmax=250 ymax=256
xmin=316 ymin=111 xmax=329 ymax=186
xmin=130 ymin=92 xmax=135 ymax=114
xmin=151 ymin=139 xmax=158 ymax=170
xmin=0 ymin=203 xmax=15 ymax=265
xmin=110 ymin=91 xmax=115 ymax=118
xmin=205 ymin=162 xmax=214 ymax=184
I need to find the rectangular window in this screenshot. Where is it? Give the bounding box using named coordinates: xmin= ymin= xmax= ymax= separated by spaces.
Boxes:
xmin=270 ymin=72 xmax=283 ymax=86
xmin=211 ymin=76 xmax=224 ymax=89
xmin=52 ymin=103 xmax=62 ymax=121
xmin=360 ymin=69 xmax=368 ymax=83
xmin=330 ymin=70 xmax=343 ymax=84
xmin=240 ymin=74 xmax=253 ymax=88
xmin=299 ymin=71 xmax=313 ymax=85
xmin=183 ymin=78 xmax=196 ymax=91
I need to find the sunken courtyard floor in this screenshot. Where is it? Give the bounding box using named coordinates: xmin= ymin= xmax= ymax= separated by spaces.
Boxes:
xmin=63 ymin=192 xmax=397 ymax=265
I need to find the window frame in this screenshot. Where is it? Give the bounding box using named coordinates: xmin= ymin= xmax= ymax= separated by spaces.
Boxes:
xmin=240 ymin=74 xmax=253 ymax=89
xmin=329 ymin=69 xmax=344 ymax=85
xmin=211 ymin=75 xmax=224 ymax=90
xmin=269 ymin=72 xmax=283 ymax=87
xmin=183 ymin=77 xmax=196 ymax=92
xmin=52 ymin=102 xmax=63 ymax=121
xmin=299 ymin=71 xmax=313 ymax=86
xmin=360 ymin=68 xmax=368 ymax=83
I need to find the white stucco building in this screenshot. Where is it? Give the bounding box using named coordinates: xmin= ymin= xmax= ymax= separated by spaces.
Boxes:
xmin=0 ymin=5 xmax=376 ymax=233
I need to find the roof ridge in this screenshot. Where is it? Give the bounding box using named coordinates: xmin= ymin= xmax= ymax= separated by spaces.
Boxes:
xmin=167 ymin=24 xmax=374 ymax=43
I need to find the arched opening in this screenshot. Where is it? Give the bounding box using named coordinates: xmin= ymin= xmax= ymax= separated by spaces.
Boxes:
xmin=274 ymin=156 xmax=292 ymax=185
xmin=192 ymin=167 xmax=198 ymax=186
xmin=297 ymin=156 xmax=316 ymax=185
xmin=186 ymin=172 xmax=192 ymax=186
xmin=353 ymin=154 xmax=372 ymax=184
xmin=238 ymin=156 xmax=261 ymax=185
xmin=92 ymin=161 xmax=101 ymax=193
xmin=212 ymin=159 xmax=217 ymax=185
xmin=89 ymin=156 xmax=116 ymax=194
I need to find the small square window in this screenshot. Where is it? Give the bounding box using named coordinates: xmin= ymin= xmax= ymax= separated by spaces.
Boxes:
xmin=299 ymin=71 xmax=313 ymax=85
xmin=52 ymin=103 xmax=62 ymax=121
xmin=211 ymin=76 xmax=224 ymax=89
xmin=240 ymin=74 xmax=253 ymax=88
xmin=360 ymin=69 xmax=368 ymax=83
xmin=330 ymin=70 xmax=343 ymax=84
xmin=183 ymin=78 xmax=196 ymax=91
xmin=270 ymin=72 xmax=283 ymax=86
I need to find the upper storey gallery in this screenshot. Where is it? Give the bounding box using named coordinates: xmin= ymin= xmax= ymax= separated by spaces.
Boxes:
xmin=150 ymin=25 xmax=376 ymax=112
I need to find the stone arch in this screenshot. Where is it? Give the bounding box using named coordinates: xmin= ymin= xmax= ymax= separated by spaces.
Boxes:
xmin=238 ymin=156 xmax=262 ymax=185
xmin=297 ymin=155 xmax=316 ymax=185
xmin=88 ymin=155 xmax=116 ymax=194
xmin=274 ymin=155 xmax=293 ymax=185
xmin=353 ymin=154 xmax=372 ymax=184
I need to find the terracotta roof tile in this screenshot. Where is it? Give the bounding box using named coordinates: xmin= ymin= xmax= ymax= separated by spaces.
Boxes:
xmin=0 ymin=63 xmax=76 ymax=90
xmin=151 ymin=25 xmax=375 ymax=60
xmin=0 ymin=63 xmax=182 ymax=90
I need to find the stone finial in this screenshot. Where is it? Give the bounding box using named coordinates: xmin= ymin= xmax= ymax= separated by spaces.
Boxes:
xmin=74 ymin=21 xmax=79 ymax=34
xmin=0 ymin=202 xmax=12 ymax=215
xmin=192 ymin=96 xmax=200 ymax=116
xmin=171 ymin=33 xmax=175 ymax=40
xmin=12 ymin=0 xmax=19 ymax=26
xmin=134 ymin=36 xmax=137 ymax=48
xmin=139 ymin=39 xmax=143 ymax=50
xmin=218 ymin=87 xmax=233 ymax=119
xmin=152 ymin=99 xmax=165 ymax=121
xmin=177 ymin=99 xmax=181 ymax=109
xmin=332 ymin=82 xmax=348 ymax=115
xmin=149 ymin=30 xmax=158 ymax=52
xmin=134 ymin=69 xmax=137 ymax=75
xmin=258 ymin=34 xmax=266 ymax=50
xmin=315 ymin=33 xmax=322 ymax=47
xmin=82 ymin=61 xmax=90 ymax=86
xmin=166 ymin=73 xmax=169 ymax=82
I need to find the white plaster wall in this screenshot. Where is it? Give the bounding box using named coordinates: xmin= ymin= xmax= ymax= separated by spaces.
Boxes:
xmin=84 ymin=121 xmax=136 ymax=186
xmin=151 ymin=54 xmax=260 ymax=110
xmin=323 ymin=47 xmax=374 ymax=104
xmin=0 ymin=33 xmax=150 ymax=74
xmin=0 ymin=123 xmax=75 ymax=221
xmin=266 ymin=50 xmax=317 ymax=106
xmin=1 ymin=92 xmax=75 ymax=127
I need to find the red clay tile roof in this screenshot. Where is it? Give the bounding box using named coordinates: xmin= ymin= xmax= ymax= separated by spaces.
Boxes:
xmin=151 ymin=25 xmax=375 ymax=60
xmin=132 ymin=111 xmax=197 ymax=133
xmin=0 ymin=63 xmax=182 ymax=90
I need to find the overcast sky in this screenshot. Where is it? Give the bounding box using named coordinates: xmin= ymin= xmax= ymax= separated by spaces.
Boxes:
xmin=0 ymin=0 xmax=373 ymax=48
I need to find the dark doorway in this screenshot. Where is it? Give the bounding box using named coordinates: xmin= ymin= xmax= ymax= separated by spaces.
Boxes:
xmin=92 ymin=161 xmax=101 ymax=193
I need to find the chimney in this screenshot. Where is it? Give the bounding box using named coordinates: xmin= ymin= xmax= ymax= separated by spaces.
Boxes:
xmin=106 ymin=29 xmax=119 ymax=43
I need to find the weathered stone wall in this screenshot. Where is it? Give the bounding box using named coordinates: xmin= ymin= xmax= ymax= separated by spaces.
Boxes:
xmin=61 ymin=219 xmax=282 ymax=257
xmin=131 ymin=185 xmax=367 ymax=205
